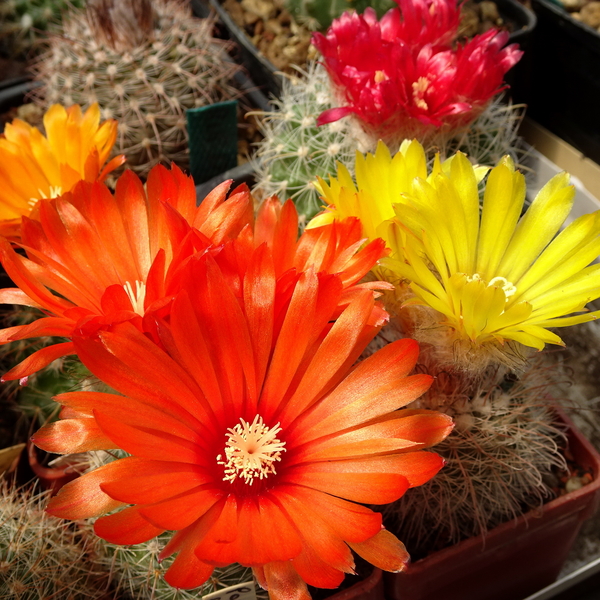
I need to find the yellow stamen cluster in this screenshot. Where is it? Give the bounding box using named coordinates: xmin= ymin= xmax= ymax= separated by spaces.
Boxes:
xmin=465 ymin=274 xmax=517 ymax=301
xmin=217 ymin=415 xmax=286 ymax=485
xmin=29 ymin=186 xmax=63 ymax=208
xmin=412 ymin=77 xmax=430 ymax=111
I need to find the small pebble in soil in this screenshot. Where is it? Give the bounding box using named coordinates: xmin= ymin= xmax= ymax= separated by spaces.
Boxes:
xmin=580 ymin=1 xmax=600 ymax=27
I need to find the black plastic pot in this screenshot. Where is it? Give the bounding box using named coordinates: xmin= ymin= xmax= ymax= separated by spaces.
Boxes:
xmin=194 ymin=0 xmax=536 ymax=101
xmin=498 ymin=0 xmax=538 ymax=105
xmin=194 ymin=0 xmax=285 ymax=98
xmin=0 ymin=78 xmax=36 ymax=133
xmin=527 ymin=0 xmax=600 ymax=164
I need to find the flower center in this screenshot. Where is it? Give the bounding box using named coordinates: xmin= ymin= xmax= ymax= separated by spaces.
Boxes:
xmin=412 ymin=77 xmax=430 ymax=111
xmin=28 ymin=186 xmax=63 ymax=207
xmin=217 ymin=415 xmax=286 ymax=485
xmin=466 ymin=273 xmax=517 ymax=300
xmin=123 ymin=280 xmax=147 ymax=315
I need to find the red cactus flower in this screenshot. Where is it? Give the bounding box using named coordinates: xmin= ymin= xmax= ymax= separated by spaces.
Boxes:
xmin=33 ymin=246 xmax=453 ymax=597
xmin=313 ymin=0 xmax=522 ymax=143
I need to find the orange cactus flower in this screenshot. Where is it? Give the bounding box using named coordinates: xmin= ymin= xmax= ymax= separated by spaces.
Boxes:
xmin=33 ymin=247 xmax=453 ymax=598
xmin=0 ymin=103 xmax=126 ymax=239
xmin=0 ymin=164 xmax=254 ymax=381
xmin=0 ymin=181 xmax=388 ymax=382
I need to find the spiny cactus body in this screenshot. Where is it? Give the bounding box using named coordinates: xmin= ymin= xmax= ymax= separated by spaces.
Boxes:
xmin=253 ymin=62 xmax=357 ymax=224
xmin=98 ymin=535 xmax=267 ymax=600
xmin=384 ymin=361 xmax=568 ymax=555
xmin=445 ymin=96 xmax=526 ymax=170
xmin=0 ymin=0 xmax=84 ymax=58
xmin=0 ymin=483 xmax=108 ymax=600
xmin=32 ymin=0 xmax=240 ymax=177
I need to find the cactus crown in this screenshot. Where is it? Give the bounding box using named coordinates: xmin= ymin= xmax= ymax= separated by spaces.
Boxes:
xmin=86 ymin=0 xmax=155 ymax=52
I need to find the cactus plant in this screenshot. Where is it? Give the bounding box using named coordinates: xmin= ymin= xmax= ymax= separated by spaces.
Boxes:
xmin=97 ymin=534 xmax=267 ymax=600
xmin=252 ymin=62 xmax=357 ymax=224
xmin=0 ymin=482 xmax=108 ymax=600
xmin=0 ymin=0 xmax=84 ymax=58
xmin=31 ymin=0 xmax=241 ymax=178
xmin=383 ymin=361 xmax=568 ymax=554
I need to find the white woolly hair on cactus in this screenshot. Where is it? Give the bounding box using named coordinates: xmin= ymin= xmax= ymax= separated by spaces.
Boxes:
xmin=252 ymin=61 xmax=357 ymax=224
xmin=30 ymin=0 xmax=241 ymax=177
xmin=0 ymin=481 xmax=108 ymax=599
xmin=383 ymin=360 xmax=568 ymax=555
xmin=385 ymin=290 xmax=535 ymax=375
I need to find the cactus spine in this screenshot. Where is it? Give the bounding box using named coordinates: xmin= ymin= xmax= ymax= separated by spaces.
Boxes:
xmin=0 ymin=483 xmax=108 ymax=600
xmin=253 ymin=62 xmax=357 ymax=224
xmin=31 ymin=0 xmax=241 ymax=178
xmin=97 ymin=535 xmax=267 ymax=600
xmin=384 ymin=361 xmax=567 ymax=554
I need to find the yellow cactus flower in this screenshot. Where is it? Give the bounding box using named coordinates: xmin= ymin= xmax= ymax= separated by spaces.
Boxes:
xmin=310 ymin=139 xmax=600 ymax=359
xmin=0 ymin=103 xmax=125 ymax=239
xmin=310 ymin=140 xmax=428 ymax=240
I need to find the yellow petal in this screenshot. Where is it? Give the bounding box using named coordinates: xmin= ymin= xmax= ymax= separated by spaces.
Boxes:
xmin=499 ymin=172 xmax=574 ymax=282
xmin=514 ymin=211 xmax=600 ymax=302
xmin=476 ymin=158 xmax=525 ymax=278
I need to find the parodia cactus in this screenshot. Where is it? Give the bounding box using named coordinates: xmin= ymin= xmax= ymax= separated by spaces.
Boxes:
xmin=31 ymin=0 xmax=240 ymax=177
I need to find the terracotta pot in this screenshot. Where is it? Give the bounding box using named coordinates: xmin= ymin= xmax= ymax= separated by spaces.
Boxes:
xmin=384 ymin=406 xmax=600 ymax=600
